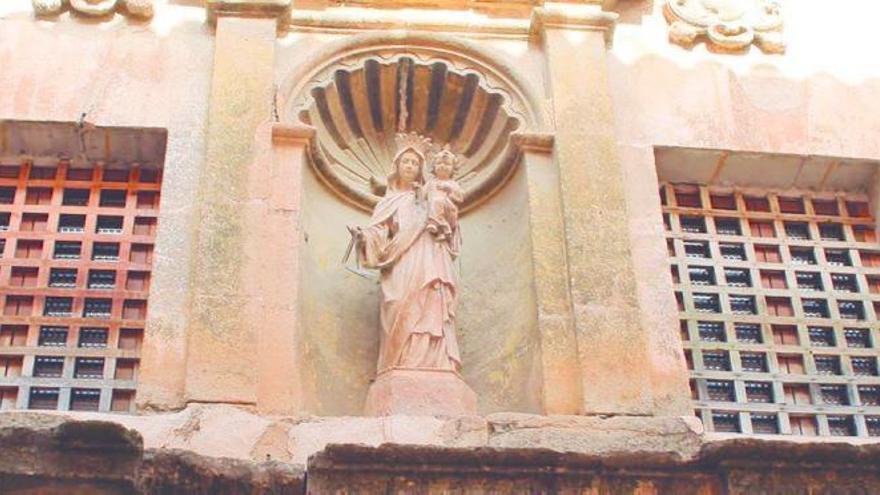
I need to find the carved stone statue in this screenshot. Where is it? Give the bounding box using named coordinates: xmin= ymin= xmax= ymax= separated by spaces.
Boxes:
xmin=348 ymin=133 xmax=476 ymax=416
xmin=425 ymin=145 xmax=465 ymax=245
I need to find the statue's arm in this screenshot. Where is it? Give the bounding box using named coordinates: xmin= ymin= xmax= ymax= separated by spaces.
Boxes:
xmin=357 ymin=218 xmax=394 ymax=269
xmin=448 ymin=181 xmax=465 ymax=203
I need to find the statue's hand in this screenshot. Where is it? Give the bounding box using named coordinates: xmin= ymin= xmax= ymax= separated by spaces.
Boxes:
xmin=347 ymin=225 xmax=364 ymax=240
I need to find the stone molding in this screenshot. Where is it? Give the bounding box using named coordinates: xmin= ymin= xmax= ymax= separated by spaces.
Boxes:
xmin=206 ymin=0 xmax=292 ymax=27
xmin=530 ymin=3 xmax=619 ymax=46
xmin=289 ymin=8 xmax=530 ymax=37
xmin=298 ymin=1 xmax=613 ymax=20
xmin=663 ymin=0 xmax=785 ymax=54
xmin=510 ymin=132 xmax=555 ymax=155
xmin=271 ymin=122 xmax=317 ymax=146
xmin=31 ymin=0 xmax=154 ymax=19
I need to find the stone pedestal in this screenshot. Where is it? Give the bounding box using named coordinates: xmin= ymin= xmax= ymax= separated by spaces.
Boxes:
xmin=364 ymin=368 xmax=478 ymax=417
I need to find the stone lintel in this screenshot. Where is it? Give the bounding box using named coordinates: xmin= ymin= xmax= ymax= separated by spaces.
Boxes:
xmin=206 ymin=0 xmax=292 ymax=28
xmin=0 ymin=120 xmax=167 ymax=169
xmin=307 ymin=439 xmax=880 ymax=491
xmin=307 ymin=437 xmax=880 ymax=492
xmin=530 ymin=3 xmax=618 ymax=46
xmin=308 ymin=438 xmax=880 ymax=476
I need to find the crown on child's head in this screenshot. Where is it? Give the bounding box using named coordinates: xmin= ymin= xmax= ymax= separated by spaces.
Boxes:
xmin=394 ymin=132 xmax=433 ymax=160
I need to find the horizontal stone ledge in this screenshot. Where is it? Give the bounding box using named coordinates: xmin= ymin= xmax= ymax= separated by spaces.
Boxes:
xmin=288 ymin=7 xmax=530 ymax=37
xmin=0 ymin=412 xmax=304 ymax=494
xmin=3 ymin=409 xmax=880 ymax=493
xmin=308 ymin=438 xmax=880 ymax=480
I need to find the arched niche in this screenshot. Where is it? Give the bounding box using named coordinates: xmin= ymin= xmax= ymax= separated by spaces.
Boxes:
xmin=282 ymin=34 xmax=544 ymax=416
xmin=284 ymin=33 xmax=543 ymax=213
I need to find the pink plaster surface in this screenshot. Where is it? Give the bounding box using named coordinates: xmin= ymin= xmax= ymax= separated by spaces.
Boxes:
xmin=0 ymin=13 xmax=213 ymax=411
xmin=608 ymin=1 xmax=880 ymax=160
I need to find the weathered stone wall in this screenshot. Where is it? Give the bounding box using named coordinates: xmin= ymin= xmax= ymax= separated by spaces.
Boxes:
xmin=1 ymin=1 xmax=880 ymax=481
xmin=0 ymin=1 xmax=214 ymax=412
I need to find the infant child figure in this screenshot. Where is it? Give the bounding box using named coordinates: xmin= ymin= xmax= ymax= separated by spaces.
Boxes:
xmin=424 ymin=146 xmax=464 ymax=242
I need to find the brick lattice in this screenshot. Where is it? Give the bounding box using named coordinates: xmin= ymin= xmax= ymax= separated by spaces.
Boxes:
xmin=663 ymin=183 xmax=880 ymax=437
xmin=0 ymin=162 xmax=159 ymax=413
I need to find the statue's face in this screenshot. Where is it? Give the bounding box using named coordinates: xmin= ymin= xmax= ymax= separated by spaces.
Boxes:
xmin=396 ymin=150 xmax=422 ymax=184
xmin=433 ymin=157 xmax=455 ymax=180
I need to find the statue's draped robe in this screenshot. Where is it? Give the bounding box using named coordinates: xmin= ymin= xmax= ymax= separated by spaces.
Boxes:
xmin=358 ymin=188 xmax=462 ymax=372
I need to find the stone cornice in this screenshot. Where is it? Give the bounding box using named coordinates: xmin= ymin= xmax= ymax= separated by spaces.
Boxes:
xmin=287 ymin=2 xmax=619 ymax=40
xmin=289 ymin=8 xmax=531 ymax=38
xmin=271 ymin=123 xmax=316 ymax=146
xmin=298 ymin=0 xmax=615 ymax=19
xmin=530 ymin=3 xmax=619 ymax=46
xmin=511 ymin=132 xmax=555 ymax=155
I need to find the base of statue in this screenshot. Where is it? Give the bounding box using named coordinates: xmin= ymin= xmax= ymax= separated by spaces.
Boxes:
xmin=364 ymin=367 xmax=478 ymax=417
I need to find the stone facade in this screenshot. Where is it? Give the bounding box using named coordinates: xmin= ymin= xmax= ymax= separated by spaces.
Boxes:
xmin=1 ymin=0 xmax=880 ymax=491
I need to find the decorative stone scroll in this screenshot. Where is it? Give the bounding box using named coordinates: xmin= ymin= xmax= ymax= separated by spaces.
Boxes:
xmin=288 ymin=42 xmax=538 ymax=214
xmin=663 ymin=0 xmax=785 ymax=54
xmin=32 ymin=0 xmax=154 ymax=19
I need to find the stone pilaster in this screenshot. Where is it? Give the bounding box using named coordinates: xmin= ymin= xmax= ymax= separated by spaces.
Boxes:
xmin=248 ymin=124 xmax=314 ymax=414
xmin=532 ymin=3 xmax=691 ymax=415
xmin=515 ymin=133 xmax=583 ymax=415
xmin=183 ymin=8 xmax=282 ymax=405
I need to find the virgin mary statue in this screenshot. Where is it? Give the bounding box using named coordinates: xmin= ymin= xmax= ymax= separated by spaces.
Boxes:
xmin=350 ymin=133 xmax=462 ymax=374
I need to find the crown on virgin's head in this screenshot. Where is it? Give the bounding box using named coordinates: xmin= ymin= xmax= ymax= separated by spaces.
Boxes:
xmin=394 ymin=132 xmax=433 ymax=158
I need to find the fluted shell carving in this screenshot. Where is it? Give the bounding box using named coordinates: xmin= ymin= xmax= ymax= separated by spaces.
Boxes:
xmin=664 ymin=0 xmax=784 ymax=53
xmin=299 ymin=57 xmax=522 ymax=213
xmin=32 ymin=0 xmax=153 ymax=19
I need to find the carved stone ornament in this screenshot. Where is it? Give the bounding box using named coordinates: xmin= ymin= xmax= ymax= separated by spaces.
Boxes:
xmin=289 ymin=47 xmax=537 ymax=214
xmin=664 ymin=0 xmax=784 ymax=54
xmin=32 ymin=0 xmax=154 ymax=19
